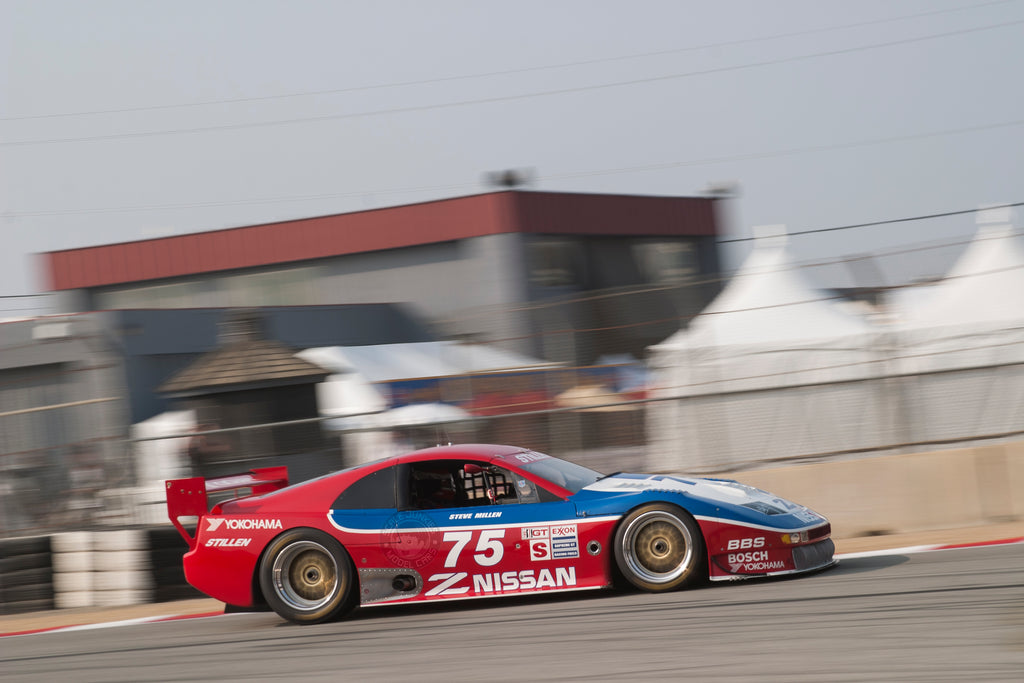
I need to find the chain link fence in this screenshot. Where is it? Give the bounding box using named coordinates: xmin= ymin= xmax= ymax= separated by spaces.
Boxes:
xmin=2 ymin=282 xmax=1023 ymax=537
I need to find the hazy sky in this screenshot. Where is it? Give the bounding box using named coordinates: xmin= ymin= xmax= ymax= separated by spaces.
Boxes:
xmin=3 ymin=0 xmax=1023 ymax=315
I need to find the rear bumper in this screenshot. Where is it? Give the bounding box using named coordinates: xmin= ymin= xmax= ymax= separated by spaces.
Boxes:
xmin=183 ymin=544 xmax=259 ymax=607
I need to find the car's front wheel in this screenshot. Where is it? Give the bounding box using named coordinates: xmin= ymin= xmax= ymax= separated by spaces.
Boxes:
xmin=613 ymin=504 xmax=705 ymax=592
xmin=259 ymin=529 xmax=356 ymax=624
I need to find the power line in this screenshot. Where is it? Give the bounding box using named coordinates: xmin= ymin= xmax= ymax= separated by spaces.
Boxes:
xmin=719 ymin=202 xmax=1024 ymax=243
xmin=2 ymin=0 xmax=1013 ymax=122
xmin=539 ymin=118 xmax=1024 ymax=183
xmin=439 ymin=229 xmax=1024 ymax=323
xmin=4 ymin=17 xmax=1023 ymax=147
xmin=8 ymin=118 xmax=1024 ymax=218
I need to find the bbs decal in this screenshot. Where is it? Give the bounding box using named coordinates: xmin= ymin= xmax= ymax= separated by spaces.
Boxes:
xmin=726 ymin=537 xmax=765 ymax=551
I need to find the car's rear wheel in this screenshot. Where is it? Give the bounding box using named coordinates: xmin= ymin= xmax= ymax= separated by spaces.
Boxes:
xmin=613 ymin=504 xmax=705 ymax=592
xmin=259 ymin=529 xmax=356 ymax=624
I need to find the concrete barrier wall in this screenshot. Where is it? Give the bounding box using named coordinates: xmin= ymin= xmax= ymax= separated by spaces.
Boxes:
xmin=730 ymin=441 xmax=1024 ymax=539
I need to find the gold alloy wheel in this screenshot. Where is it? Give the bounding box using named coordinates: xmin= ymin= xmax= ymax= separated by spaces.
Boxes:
xmin=620 ymin=510 xmax=695 ymax=585
xmin=272 ymin=540 xmax=340 ymax=611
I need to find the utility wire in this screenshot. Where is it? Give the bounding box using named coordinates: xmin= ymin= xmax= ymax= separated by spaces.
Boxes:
xmin=719 ymin=202 xmax=1024 ymax=243
xmin=2 ymin=0 xmax=1014 ymax=122
xmin=439 ymin=229 xmax=1024 ymax=323
xmin=8 ymin=119 xmax=1024 ymax=218
xmin=4 ymin=17 xmax=1023 ymax=147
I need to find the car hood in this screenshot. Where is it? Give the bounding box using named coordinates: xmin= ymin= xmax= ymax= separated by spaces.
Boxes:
xmin=580 ymin=473 xmax=824 ymax=525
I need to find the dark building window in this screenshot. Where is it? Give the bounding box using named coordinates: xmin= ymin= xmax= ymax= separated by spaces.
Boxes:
xmin=528 ymin=238 xmax=583 ymax=287
xmin=633 ymin=240 xmax=698 ymax=285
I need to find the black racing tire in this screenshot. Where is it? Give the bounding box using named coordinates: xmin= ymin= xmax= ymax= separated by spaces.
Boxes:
xmin=0 ymin=598 xmax=54 ymax=615
xmin=613 ymin=503 xmax=705 ymax=592
xmin=0 ymin=567 xmax=53 ymax=588
xmin=152 ymin=565 xmax=187 ymax=587
xmin=258 ymin=529 xmax=356 ymax=625
xmin=0 ymin=552 xmax=52 ymax=574
xmin=0 ymin=536 xmax=50 ymax=557
xmin=0 ymin=582 xmax=54 ymax=602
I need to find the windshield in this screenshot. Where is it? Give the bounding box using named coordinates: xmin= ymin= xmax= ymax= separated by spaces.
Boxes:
xmin=507 ymin=452 xmax=603 ymax=494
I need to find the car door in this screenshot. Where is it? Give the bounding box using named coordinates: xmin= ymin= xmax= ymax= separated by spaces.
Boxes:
xmin=396 ymin=459 xmax=602 ymax=600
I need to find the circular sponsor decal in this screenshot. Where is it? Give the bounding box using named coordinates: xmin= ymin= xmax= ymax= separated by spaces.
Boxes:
xmin=381 ymin=511 xmax=442 ymax=570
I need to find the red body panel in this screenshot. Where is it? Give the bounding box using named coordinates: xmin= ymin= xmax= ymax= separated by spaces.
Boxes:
xmin=170 ymin=445 xmax=834 ymax=609
xmin=699 ymin=518 xmax=832 ymax=579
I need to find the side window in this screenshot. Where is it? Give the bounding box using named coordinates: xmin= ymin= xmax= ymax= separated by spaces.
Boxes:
xmin=403 ymin=461 xmax=538 ymax=509
xmin=510 ymin=473 xmax=541 ymax=505
xmin=332 ymin=466 xmax=396 ymax=509
xmin=406 ymin=462 xmax=461 ymax=510
xmin=459 ymin=465 xmax=525 ymax=505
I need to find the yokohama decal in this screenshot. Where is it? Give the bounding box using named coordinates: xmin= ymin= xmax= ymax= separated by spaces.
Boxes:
xmin=206 ymin=518 xmax=282 ymax=531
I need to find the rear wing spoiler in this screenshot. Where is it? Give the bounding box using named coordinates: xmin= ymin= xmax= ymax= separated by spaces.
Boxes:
xmin=166 ymin=467 xmax=289 ymax=550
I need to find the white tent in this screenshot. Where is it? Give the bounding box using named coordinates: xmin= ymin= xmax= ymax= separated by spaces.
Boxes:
xmin=298 ymin=341 xmax=557 ymax=416
xmin=130 ymin=409 xmax=196 ymax=484
xmin=892 ymin=206 xmax=1024 ymax=442
xmin=646 ymin=226 xmax=886 ymax=472
xmin=650 ymin=226 xmax=878 ymax=395
xmin=897 ymin=206 xmax=1024 ymax=371
xmin=298 ymin=341 xmax=555 ymax=463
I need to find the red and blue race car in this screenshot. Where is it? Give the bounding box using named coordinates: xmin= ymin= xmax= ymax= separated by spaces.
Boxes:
xmin=166 ymin=444 xmax=836 ymax=624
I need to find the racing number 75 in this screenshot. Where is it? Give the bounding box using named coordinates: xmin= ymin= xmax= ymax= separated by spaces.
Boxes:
xmin=443 ymin=529 xmax=505 ymax=567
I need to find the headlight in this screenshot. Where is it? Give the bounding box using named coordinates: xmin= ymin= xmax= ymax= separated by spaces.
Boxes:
xmin=781 ymin=531 xmax=809 ymax=544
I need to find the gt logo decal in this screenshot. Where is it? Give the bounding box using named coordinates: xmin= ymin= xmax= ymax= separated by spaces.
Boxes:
xmin=442 ymin=529 xmax=506 ymax=567
xmin=727 ymin=537 xmax=765 ymax=551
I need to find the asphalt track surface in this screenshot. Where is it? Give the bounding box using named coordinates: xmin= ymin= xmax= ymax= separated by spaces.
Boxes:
xmin=3 ymin=544 xmax=1022 ymax=682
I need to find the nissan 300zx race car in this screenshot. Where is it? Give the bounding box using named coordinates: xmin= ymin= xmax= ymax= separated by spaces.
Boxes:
xmin=166 ymin=444 xmax=836 ymax=624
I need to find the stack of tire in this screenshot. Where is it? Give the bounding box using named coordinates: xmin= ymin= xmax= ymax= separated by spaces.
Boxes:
xmin=0 ymin=526 xmax=201 ymax=614
xmin=0 ymin=536 xmax=54 ymax=615
xmin=146 ymin=527 xmax=201 ymax=602
xmin=52 ymin=530 xmax=154 ymax=608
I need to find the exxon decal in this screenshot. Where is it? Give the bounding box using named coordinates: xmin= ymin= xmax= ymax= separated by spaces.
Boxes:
xmin=206 ymin=517 xmax=283 ymax=531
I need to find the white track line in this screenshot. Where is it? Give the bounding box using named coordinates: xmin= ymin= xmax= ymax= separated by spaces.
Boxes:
xmin=5 ymin=536 xmax=1022 ymax=638
xmin=837 ymin=536 xmax=1024 ymax=560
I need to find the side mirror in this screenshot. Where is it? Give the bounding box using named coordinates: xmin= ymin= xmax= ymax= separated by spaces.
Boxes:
xmin=463 ymin=463 xmax=484 ymax=474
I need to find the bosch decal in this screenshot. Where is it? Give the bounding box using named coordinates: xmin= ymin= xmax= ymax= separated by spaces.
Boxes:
xmin=728 ymin=551 xmax=769 ymax=564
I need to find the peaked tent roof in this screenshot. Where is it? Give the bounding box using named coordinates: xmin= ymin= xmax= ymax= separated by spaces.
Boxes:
xmin=901 ymin=206 xmax=1024 ymax=330
xmin=655 ymin=226 xmax=870 ymax=351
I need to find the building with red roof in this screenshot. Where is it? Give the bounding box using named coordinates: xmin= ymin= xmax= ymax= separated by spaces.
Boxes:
xmin=43 ymin=190 xmax=723 ymax=362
